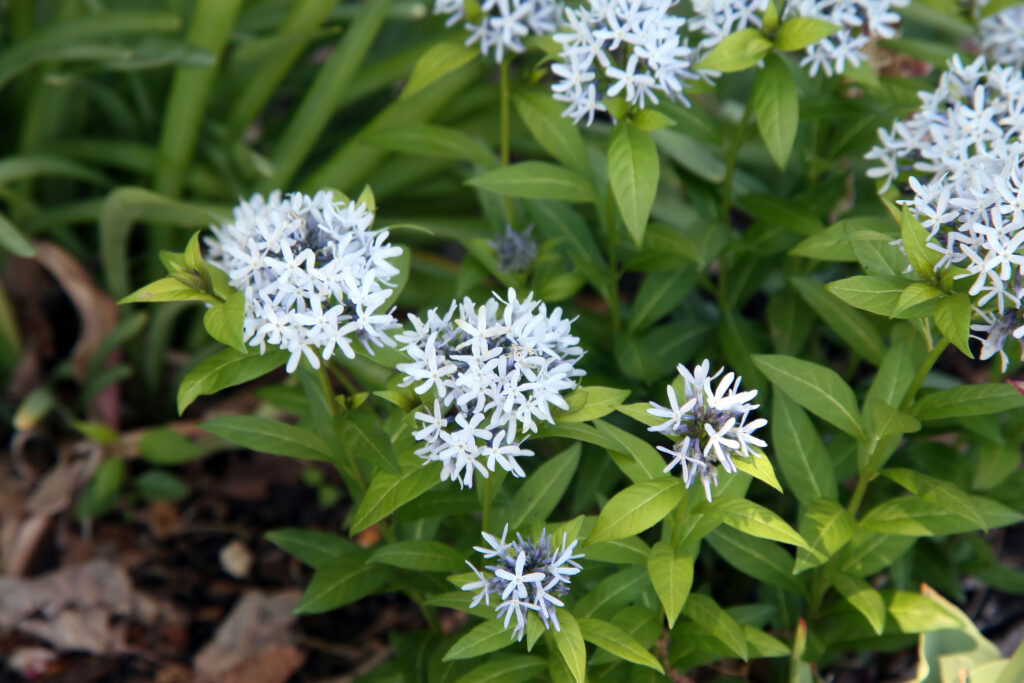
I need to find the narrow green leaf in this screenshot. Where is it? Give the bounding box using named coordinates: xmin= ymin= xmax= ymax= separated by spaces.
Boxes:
xmin=934 ymin=293 xmax=973 ymax=357
xmin=791 ymin=276 xmax=885 ymax=365
xmin=443 ymin=619 xmax=516 ymax=660
xmin=350 ymin=463 xmax=441 ymax=533
xmin=201 ymin=415 xmax=331 ymax=462
xmin=751 ymin=54 xmax=798 ymax=169
xmin=683 ymin=593 xmax=748 ymax=660
xmin=864 ymin=399 xmax=921 ymax=441
xmin=336 ymin=411 xmax=401 ymax=476
xmin=0 ymin=210 xmax=35 ymax=257
xmin=369 ymin=540 xmax=465 ymax=572
xmin=586 ymin=477 xmax=684 ymax=544
xmin=793 ymin=499 xmax=855 ymax=573
xmin=119 ymin=276 xmax=218 ymax=305
xmin=467 ymin=162 xmax=596 ymax=202
xmin=265 ymin=528 xmax=357 ymax=569
xmin=514 ymin=89 xmax=590 ymax=176
xmin=753 ymin=354 xmax=864 ymax=440
xmin=451 ymin=656 xmax=546 ymax=683
xmin=177 ymin=348 xmax=286 ymax=414
xmin=707 ymin=526 xmax=806 ymax=595
xmin=549 ymin=611 xmax=587 ymax=683
xmin=509 ymin=444 xmax=581 ymax=528
xmin=774 ymin=17 xmax=841 ymax=50
xmin=696 ymin=28 xmax=773 ymax=72
xmin=826 ymin=275 xmax=910 ymax=317
xmin=402 ymin=41 xmax=477 ymax=99
xmin=771 ymin=392 xmax=838 ymax=505
xmin=294 ymin=555 xmax=392 ymax=613
xmin=202 ymin=291 xmax=246 ymax=352
xmin=703 ymin=497 xmax=810 ymax=549
xmin=647 ymin=541 xmax=693 ymax=628
xmin=592 ymin=419 xmax=666 ymax=483
xmin=880 ymin=468 xmax=988 ymax=532
xmin=608 ymin=122 xmax=659 ymax=246
xmin=912 ymin=383 xmax=1024 ymax=420
xmin=831 ymin=573 xmax=886 ymax=635
xmin=363 ymin=122 xmax=495 ymax=167
xmin=627 ymin=268 xmax=696 ymax=334
xmin=578 ymin=617 xmax=664 ymax=673
xmin=552 ymin=386 xmax=631 ymax=423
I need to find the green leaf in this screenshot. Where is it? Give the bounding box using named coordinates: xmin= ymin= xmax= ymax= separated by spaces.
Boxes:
xmin=751 ymin=54 xmax=798 ymax=169
xmin=934 ymin=293 xmax=973 ymax=357
xmin=608 ymin=122 xmax=659 ymax=246
xmin=177 ymin=348 xmax=286 ymax=414
xmin=335 ymin=411 xmax=401 ymax=476
xmin=702 ymin=497 xmax=810 ymax=549
xmin=509 ymin=444 xmax=580 ymax=528
xmin=793 ymin=499 xmax=855 ymax=573
xmin=774 ymin=17 xmax=841 ymax=50
xmin=578 ymin=617 xmax=664 ymax=673
xmin=893 ymin=282 xmax=943 ymax=317
xmin=771 ymin=392 xmax=838 ymax=505
xmin=201 ymin=415 xmax=331 ymax=462
xmin=552 ymin=386 xmax=631 ymax=423
xmin=0 ymin=210 xmax=35 ymax=257
xmin=900 ymin=206 xmax=941 ymax=280
xmin=791 ymin=276 xmax=885 ymax=366
xmin=586 ymin=477 xmax=684 ymax=544
xmin=135 ymin=469 xmax=189 ymax=502
xmin=630 ymin=108 xmax=676 ymax=132
xmin=75 ymin=458 xmax=125 ymax=520
xmin=826 ymin=275 xmax=909 ymax=317
xmin=451 ymin=656 xmax=546 ymax=683
xmin=860 ymin=495 xmax=1023 ymax=536
xmin=549 ymin=611 xmax=587 ymax=683
xmin=350 ymin=462 xmax=441 ymax=533
xmin=137 ymin=428 xmax=206 ymax=465
xmin=592 ymin=419 xmax=667 ymax=483
xmin=864 ymin=399 xmax=921 ymax=441
xmin=363 ymin=122 xmax=495 ymax=167
xmin=583 ymin=537 xmax=650 ymax=566
xmin=733 ymin=452 xmax=784 ymax=494
xmin=119 ymin=276 xmax=219 ymax=305
xmin=753 ymin=354 xmax=864 ymax=440
xmin=706 ymin=526 xmax=806 ymax=596
xmin=647 ymin=541 xmax=693 ymax=628
xmin=912 ymin=383 xmax=1024 ymax=420
xmin=790 ymin=217 xmax=887 ymax=262
xmin=627 ymin=268 xmax=696 ymax=334
xmin=831 ymin=572 xmax=886 ymax=635
xmin=369 ymin=540 xmax=465 ymax=572
xmin=887 ymin=590 xmax=962 ymax=634
xmin=696 ymin=28 xmax=773 ymax=72
xmin=294 ymin=554 xmax=392 ymax=613
xmin=514 ymin=89 xmax=590 ymax=176
xmin=880 ymin=468 xmax=988 ymax=532
xmin=467 ymin=162 xmax=596 ymax=202
xmin=444 ymin=619 xmax=516 ymax=660
xmin=402 ymin=41 xmax=477 ymax=99
xmin=265 ymin=528 xmax=357 ymax=569
xmin=682 ymin=593 xmax=748 ymax=660
xmin=202 ymin=291 xmax=246 ymax=352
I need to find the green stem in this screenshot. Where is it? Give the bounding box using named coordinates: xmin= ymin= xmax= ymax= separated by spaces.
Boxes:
xmin=720 ymin=99 xmax=754 ymax=221
xmin=407 ymin=587 xmax=441 ymax=633
xmin=899 ymin=339 xmax=949 ymax=412
xmin=604 ymin=182 xmax=621 ymax=332
xmin=848 ymin=339 xmax=949 ymax=517
xmin=499 ymin=58 xmax=516 ymax=227
xmin=319 ymin=365 xmax=367 ymax=495
xmin=482 ymin=475 xmax=494 ymax=533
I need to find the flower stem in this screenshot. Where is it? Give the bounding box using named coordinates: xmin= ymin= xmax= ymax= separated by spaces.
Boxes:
xmin=499 ymin=58 xmax=516 ymax=226
xmin=482 ymin=474 xmax=494 ymax=533
xmin=720 ymin=99 xmax=754 ymax=221
xmin=899 ymin=339 xmax=949 ymax=412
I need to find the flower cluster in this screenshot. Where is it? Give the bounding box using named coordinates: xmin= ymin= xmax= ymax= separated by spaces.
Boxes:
xmin=550 ymin=0 xmax=700 ymax=125
xmin=691 ymin=0 xmax=907 ymax=78
xmin=688 ymin=0 xmax=771 ymax=51
xmin=433 ymin=0 xmax=561 ymax=63
xmin=464 ymin=525 xmax=583 ymax=641
xmin=204 ymin=190 xmax=401 ymax=374
xmin=978 ymin=2 xmax=1024 ymax=69
xmin=647 ymin=360 xmax=767 ymax=501
xmin=865 ymin=55 xmax=1024 ymax=368
xmin=782 ymin=0 xmax=908 ymax=77
xmin=488 ymin=224 xmax=538 ymax=273
xmin=395 ymin=289 xmax=585 ymax=488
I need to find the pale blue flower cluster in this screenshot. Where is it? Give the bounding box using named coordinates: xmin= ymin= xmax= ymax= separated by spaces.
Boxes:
xmin=464 ymin=525 xmax=584 ymax=641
